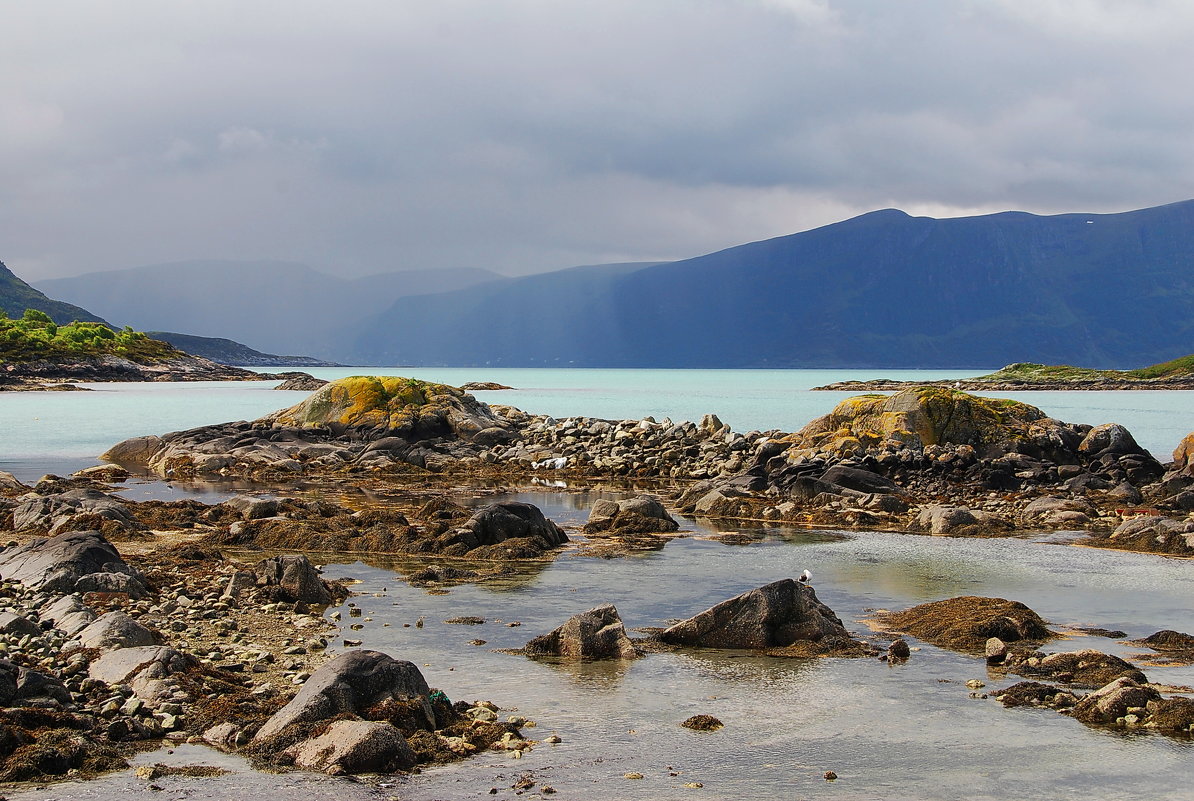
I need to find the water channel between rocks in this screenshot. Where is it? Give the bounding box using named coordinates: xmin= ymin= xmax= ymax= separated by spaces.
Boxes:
xmin=11 ymin=486 xmax=1193 ymax=801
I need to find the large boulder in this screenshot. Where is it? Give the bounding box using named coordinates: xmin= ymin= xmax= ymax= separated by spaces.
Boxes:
xmin=0 ymin=611 xmax=42 ymax=639
xmin=583 ymin=496 xmax=679 ymax=536
xmin=879 ymin=596 xmax=1054 ymax=652
xmin=253 ymin=651 xmax=433 ymax=743
xmin=910 ymin=505 xmax=979 ymax=535
xmin=0 ymin=531 xmax=146 ymax=597
xmin=0 ymin=661 xmax=71 ymax=706
xmin=286 ymin=720 xmax=417 ymax=773
xmin=524 ymin=605 xmax=640 ymax=660
xmin=263 ymin=376 xmax=506 ymax=441
xmin=1077 ymin=423 xmax=1146 ymax=457
xmin=819 ymin=465 xmax=904 ymax=495
xmin=660 ymin=578 xmax=851 ymax=649
xmin=99 ymin=435 xmax=164 ymax=468
xmin=779 ymin=388 xmax=1067 ymax=460
xmin=459 ymin=502 xmax=568 ymax=553
xmin=76 ymin=612 xmax=159 ymax=651
xmin=253 ymin=554 xmax=332 ymax=605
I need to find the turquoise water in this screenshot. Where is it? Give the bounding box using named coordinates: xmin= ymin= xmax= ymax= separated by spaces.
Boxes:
xmin=3 ymin=368 xmax=1194 ymax=480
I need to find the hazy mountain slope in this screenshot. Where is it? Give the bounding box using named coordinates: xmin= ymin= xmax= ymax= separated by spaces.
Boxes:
xmin=36 ymin=260 xmax=502 ymax=359
xmin=346 ymin=262 xmax=667 ymax=365
xmin=1 ymin=260 xmax=107 ymax=325
xmin=348 ymin=200 xmax=1194 ymax=368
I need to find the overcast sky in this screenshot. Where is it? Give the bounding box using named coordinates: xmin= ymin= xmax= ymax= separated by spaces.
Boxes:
xmin=5 ymin=0 xmax=1194 ymax=280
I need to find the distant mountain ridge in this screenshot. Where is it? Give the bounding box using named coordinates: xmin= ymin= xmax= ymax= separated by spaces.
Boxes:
xmin=145 ymin=331 xmax=340 ymax=367
xmin=37 ymin=260 xmax=503 ymax=359
xmin=346 ymin=200 xmax=1194 ymax=368
xmin=1 ymin=260 xmax=107 ymax=325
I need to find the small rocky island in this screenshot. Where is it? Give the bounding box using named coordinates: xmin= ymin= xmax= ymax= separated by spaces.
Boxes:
xmin=0 ymin=309 xmax=292 ymax=389
xmin=814 ymin=356 xmax=1194 ymax=391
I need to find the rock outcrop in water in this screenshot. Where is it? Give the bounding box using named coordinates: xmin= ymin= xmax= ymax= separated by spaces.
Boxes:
xmin=659 ymin=578 xmax=876 ymax=657
xmin=877 ymin=596 xmax=1055 ymax=653
xmin=524 ymin=605 xmax=640 ymax=661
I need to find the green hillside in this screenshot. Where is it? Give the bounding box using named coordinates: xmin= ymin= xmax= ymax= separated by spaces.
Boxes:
xmin=0 ymin=260 xmax=107 ymax=325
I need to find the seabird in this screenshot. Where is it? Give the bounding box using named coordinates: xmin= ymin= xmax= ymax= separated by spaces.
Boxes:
xmin=799 ymin=569 xmax=812 ymax=584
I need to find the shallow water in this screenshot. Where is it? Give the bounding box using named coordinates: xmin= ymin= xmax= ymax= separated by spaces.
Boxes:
xmin=320 ymin=493 xmax=1194 ymax=801
xmin=11 ymin=492 xmax=1192 ymax=801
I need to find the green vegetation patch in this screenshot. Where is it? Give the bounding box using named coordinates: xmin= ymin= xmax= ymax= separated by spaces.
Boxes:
xmin=0 ymin=309 xmax=179 ymax=364
xmin=976 ymin=356 xmax=1194 ymax=383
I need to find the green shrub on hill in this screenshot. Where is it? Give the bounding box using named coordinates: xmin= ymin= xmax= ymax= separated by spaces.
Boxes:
xmin=0 ymin=309 xmax=178 ymax=363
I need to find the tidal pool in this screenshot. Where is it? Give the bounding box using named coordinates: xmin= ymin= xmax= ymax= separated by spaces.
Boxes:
xmin=9 ymin=490 xmax=1193 ymax=801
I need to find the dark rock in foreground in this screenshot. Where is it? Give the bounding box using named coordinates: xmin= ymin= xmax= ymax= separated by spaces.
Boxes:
xmin=253 ymin=650 xmax=435 ymax=742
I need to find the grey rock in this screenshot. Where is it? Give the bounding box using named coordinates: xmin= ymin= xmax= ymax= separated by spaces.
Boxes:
xmin=0 ymin=530 xmax=144 ymax=596
xmin=584 ymin=496 xmax=678 ymax=535
xmin=254 ymin=554 xmax=332 ymax=605
xmin=819 ymin=465 xmax=904 ymax=495
xmin=89 ymin=645 xmax=194 ymax=703
xmin=985 ymin=637 xmax=1009 ymax=665
xmin=660 ymin=578 xmax=851 ymax=649
xmin=41 ymin=595 xmax=97 ymax=636
xmin=78 ymin=611 xmax=159 ymax=651
xmin=1078 ymin=423 xmax=1145 ymax=457
xmin=913 ymin=505 xmax=979 ymax=535
xmin=225 ymin=495 xmax=281 ymax=520
xmin=0 ymin=610 xmax=43 ymax=638
xmin=462 ymin=502 xmax=567 ymax=548
xmin=524 ymin=604 xmax=640 ymax=661
xmin=100 ymin=435 xmax=164 ymax=467
xmin=253 ymin=650 xmax=433 ymax=742
xmin=1071 ymin=677 xmax=1162 ymax=724
xmin=287 ymin=720 xmax=417 ymax=773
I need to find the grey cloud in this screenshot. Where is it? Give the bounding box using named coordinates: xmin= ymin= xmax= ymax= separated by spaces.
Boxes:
xmin=3 ymin=1 xmax=1194 ymax=280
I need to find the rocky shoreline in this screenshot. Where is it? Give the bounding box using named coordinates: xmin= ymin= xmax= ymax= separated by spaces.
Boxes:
xmin=98 ymin=378 xmax=1194 ymax=558
xmin=0 ymin=354 xmax=307 ymax=391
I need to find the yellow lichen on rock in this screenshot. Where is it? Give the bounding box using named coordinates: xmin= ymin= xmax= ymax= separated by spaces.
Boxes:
xmin=265 ymin=376 xmax=502 ymax=439
xmin=782 ymin=387 xmax=1051 ymax=459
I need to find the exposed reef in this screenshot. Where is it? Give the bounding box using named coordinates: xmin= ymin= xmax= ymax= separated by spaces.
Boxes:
xmin=95 ymin=379 xmax=1194 ymax=557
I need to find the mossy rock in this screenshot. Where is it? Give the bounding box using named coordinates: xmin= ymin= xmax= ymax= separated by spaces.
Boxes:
xmin=266 ymin=376 xmax=503 ymax=440
xmin=783 ymin=387 xmax=1048 ymax=456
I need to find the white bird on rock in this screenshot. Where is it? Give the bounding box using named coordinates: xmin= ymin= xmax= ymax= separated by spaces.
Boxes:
xmin=799 ymin=569 xmax=812 ymax=584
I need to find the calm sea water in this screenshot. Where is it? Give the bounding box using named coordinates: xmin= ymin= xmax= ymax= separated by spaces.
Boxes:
xmin=3 ymin=368 xmax=1194 ymax=480
xmin=3 ymin=369 xmax=1194 ymax=800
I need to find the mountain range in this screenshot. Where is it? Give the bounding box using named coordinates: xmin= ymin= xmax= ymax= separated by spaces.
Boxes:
xmin=20 ymin=199 xmax=1194 ymax=368
xmin=345 ymin=200 xmax=1194 ymax=368
xmin=36 ymin=260 xmax=501 ymax=360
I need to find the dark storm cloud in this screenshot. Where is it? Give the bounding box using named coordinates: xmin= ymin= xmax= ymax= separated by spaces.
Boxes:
xmin=4 ymin=0 xmax=1194 ymax=279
